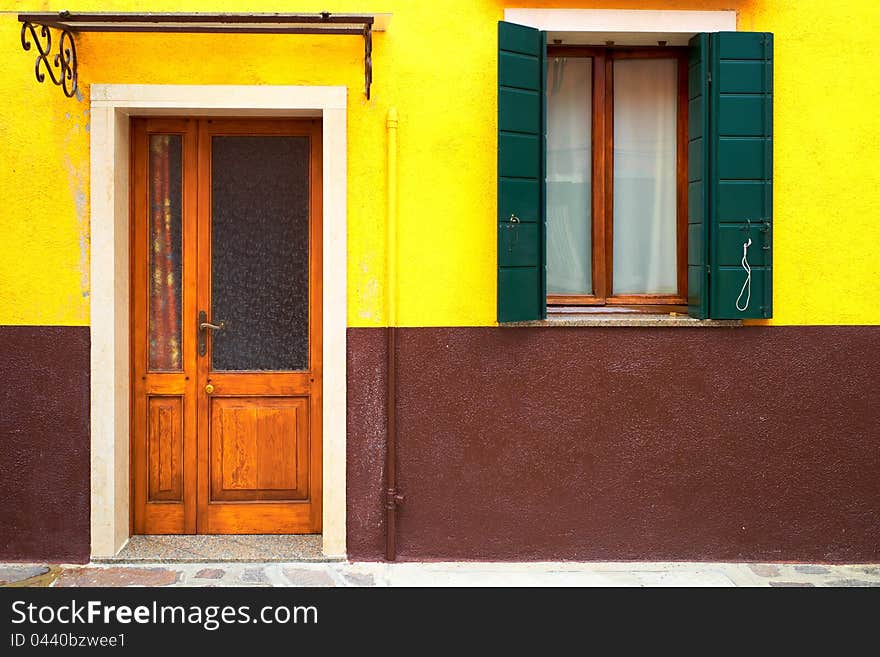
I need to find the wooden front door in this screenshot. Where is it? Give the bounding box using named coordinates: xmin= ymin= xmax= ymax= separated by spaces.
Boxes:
xmin=131 ymin=118 xmax=322 ymax=534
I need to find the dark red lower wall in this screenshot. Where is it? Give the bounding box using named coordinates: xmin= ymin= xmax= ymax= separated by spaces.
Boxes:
xmin=1 ymin=324 xmax=876 ymax=563
xmin=0 ymin=326 xmax=90 ymax=562
xmin=347 ymin=326 xmax=880 ymax=562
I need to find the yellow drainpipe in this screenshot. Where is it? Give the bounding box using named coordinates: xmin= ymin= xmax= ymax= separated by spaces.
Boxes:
xmin=386 ymin=107 xmax=399 ymax=326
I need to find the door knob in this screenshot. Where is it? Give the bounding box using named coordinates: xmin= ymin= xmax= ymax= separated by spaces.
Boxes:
xmin=205 ymin=383 xmax=215 ymax=394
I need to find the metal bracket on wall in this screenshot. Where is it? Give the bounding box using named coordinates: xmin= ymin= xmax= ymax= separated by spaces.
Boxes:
xmin=17 ymin=11 xmax=381 ymax=100
xmin=20 ymin=18 xmax=78 ymax=98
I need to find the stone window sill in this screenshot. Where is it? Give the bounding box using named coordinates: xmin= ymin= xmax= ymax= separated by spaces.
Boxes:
xmin=502 ymin=311 xmax=742 ymax=328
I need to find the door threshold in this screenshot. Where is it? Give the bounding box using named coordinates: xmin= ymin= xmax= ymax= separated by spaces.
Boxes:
xmin=94 ymin=534 xmax=341 ymax=564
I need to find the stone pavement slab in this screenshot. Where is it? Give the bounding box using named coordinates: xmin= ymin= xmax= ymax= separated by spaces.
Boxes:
xmin=54 ymin=567 xmax=181 ymax=587
xmin=2 ymin=562 xmax=879 ymax=588
xmin=0 ymin=565 xmax=51 ymax=586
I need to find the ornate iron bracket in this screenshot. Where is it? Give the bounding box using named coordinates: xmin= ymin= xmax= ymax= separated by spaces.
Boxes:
xmin=20 ymin=20 xmax=78 ymax=98
xmin=18 ymin=12 xmax=383 ymax=100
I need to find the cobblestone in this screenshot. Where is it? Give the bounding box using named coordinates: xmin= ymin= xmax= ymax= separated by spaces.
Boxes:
xmin=769 ymin=581 xmax=815 ymax=587
xmin=749 ymin=564 xmax=780 ymax=577
xmin=240 ymin=568 xmax=269 ymax=584
xmin=823 ymin=579 xmax=880 ymax=587
xmin=794 ymin=565 xmax=830 ymax=574
xmin=854 ymin=566 xmax=880 ymax=575
xmin=282 ymin=568 xmax=336 ymax=587
xmin=342 ymin=572 xmax=376 ymax=587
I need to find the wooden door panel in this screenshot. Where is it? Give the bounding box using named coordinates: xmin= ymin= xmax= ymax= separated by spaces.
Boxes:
xmin=201 ymin=372 xmax=312 ymax=396
xmin=200 ymin=501 xmax=316 ymax=535
xmin=196 ymin=119 xmax=322 ymax=535
xmin=141 ymin=504 xmax=186 ymax=534
xmin=132 ymin=117 xmax=321 ymax=536
xmin=141 ymin=377 xmax=189 ymax=396
xmin=131 ymin=118 xmax=199 ymax=535
xmin=147 ymin=396 xmax=184 ymax=502
xmin=209 ymin=396 xmax=309 ymax=501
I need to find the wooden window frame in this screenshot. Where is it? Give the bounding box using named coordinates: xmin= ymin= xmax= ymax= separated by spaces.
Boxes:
xmin=546 ymin=45 xmax=689 ymax=307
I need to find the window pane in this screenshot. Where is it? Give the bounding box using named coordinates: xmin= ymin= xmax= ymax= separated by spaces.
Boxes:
xmin=546 ymin=57 xmax=592 ymax=295
xmin=612 ymin=58 xmax=678 ymax=295
xmin=210 ymin=136 xmax=310 ymax=372
xmin=148 ymin=134 xmax=183 ymax=371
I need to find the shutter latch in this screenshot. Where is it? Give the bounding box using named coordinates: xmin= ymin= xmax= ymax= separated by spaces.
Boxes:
xmin=506 ymin=214 xmax=520 ymax=253
xmin=760 ymin=220 xmax=771 ymax=250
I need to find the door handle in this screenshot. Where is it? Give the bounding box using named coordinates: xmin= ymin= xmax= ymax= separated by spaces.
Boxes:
xmin=198 ymin=310 xmax=225 ymax=357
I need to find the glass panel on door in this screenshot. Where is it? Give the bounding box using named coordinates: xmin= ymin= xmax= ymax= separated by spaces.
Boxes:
xmin=209 ymin=136 xmax=311 ymax=372
xmin=148 ymin=134 xmax=183 ymax=371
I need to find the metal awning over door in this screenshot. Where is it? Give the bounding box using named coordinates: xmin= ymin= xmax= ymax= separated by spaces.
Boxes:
xmin=17 ymin=11 xmax=389 ymax=99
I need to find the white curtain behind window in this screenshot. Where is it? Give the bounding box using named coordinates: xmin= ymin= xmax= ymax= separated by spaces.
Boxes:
xmin=612 ymin=58 xmax=678 ymax=295
xmin=546 ymin=57 xmax=592 ymax=295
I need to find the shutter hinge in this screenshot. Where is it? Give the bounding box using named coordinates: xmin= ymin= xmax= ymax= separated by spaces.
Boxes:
xmin=707 ymin=72 xmax=712 ymax=85
xmin=706 ymin=265 xmax=711 ymax=275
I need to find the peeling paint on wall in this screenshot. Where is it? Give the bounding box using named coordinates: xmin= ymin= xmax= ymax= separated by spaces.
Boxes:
xmin=62 ymin=104 xmax=91 ymax=308
xmin=357 ymin=261 xmax=381 ymax=324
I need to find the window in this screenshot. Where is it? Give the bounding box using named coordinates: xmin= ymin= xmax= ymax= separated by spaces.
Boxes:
xmin=497 ymin=22 xmax=774 ymax=322
xmin=546 ymin=47 xmax=688 ymax=307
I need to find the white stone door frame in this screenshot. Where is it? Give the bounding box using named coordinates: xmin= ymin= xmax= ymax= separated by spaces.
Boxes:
xmin=89 ymin=84 xmax=347 ymax=559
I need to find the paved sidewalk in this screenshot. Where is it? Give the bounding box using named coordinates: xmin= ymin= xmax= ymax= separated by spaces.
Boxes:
xmin=2 ymin=561 xmax=879 ymax=587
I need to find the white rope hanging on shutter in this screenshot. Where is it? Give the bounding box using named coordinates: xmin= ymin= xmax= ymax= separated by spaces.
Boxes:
xmin=735 ymin=238 xmax=752 ymax=312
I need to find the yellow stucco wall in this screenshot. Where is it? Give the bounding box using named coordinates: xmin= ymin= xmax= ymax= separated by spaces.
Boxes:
xmin=0 ymin=0 xmax=878 ymax=327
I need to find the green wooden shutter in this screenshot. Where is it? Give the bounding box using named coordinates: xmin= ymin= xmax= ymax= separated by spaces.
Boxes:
xmin=689 ymin=32 xmax=773 ymax=320
xmin=497 ymin=21 xmax=546 ymax=322
xmin=708 ymin=32 xmax=774 ymax=319
xmin=687 ymin=34 xmax=711 ymax=319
